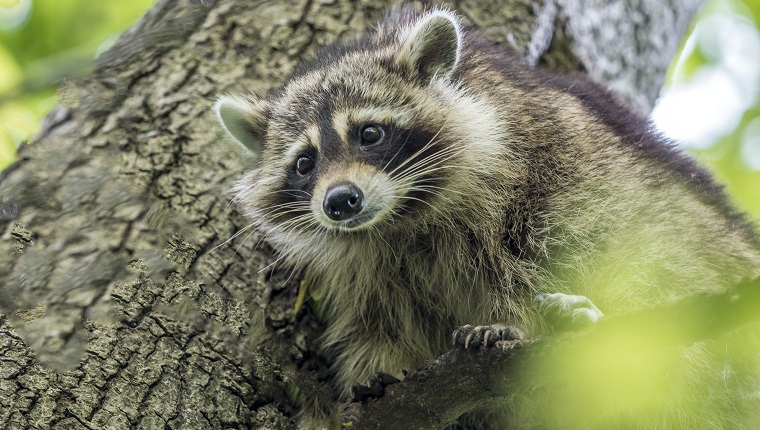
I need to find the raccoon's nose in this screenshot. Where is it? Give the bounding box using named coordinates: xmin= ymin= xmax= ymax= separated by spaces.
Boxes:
xmin=323 ymin=183 xmax=365 ymax=221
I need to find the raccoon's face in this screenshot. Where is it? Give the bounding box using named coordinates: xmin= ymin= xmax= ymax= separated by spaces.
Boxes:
xmin=215 ymin=10 xmax=501 ymax=247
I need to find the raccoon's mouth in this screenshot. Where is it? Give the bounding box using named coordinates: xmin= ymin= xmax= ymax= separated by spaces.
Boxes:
xmin=339 ymin=209 xmax=381 ymax=229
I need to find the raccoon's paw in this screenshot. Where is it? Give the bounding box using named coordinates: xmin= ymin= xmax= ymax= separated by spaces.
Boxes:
xmin=351 ymin=372 xmax=401 ymax=402
xmin=534 ymin=293 xmax=604 ymax=330
xmin=452 ymin=324 xmax=525 ymax=350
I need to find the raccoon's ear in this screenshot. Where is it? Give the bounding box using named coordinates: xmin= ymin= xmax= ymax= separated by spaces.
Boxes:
xmin=214 ymin=94 xmax=269 ymax=159
xmin=398 ymin=10 xmax=462 ymax=82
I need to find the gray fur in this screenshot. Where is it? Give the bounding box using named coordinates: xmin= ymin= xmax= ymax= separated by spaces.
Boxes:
xmin=217 ymin=7 xmax=760 ymax=429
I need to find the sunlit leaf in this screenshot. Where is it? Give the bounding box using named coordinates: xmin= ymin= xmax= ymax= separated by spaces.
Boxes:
xmin=0 ymin=41 xmax=21 ymax=94
xmin=0 ymin=0 xmax=20 ymax=9
xmin=0 ymin=124 xmax=15 ymax=169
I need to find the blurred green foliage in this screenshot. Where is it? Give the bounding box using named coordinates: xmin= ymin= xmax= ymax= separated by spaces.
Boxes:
xmin=674 ymin=0 xmax=760 ymax=219
xmin=0 ymin=0 xmax=155 ymax=169
xmin=699 ymin=111 xmax=760 ymax=219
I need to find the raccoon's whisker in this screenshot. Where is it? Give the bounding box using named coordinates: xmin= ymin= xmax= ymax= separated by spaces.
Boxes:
xmin=283 ymin=259 xmax=302 ymax=287
xmin=371 ymin=226 xmax=401 ymax=261
xmin=401 ymin=178 xmax=464 ymax=207
xmin=251 ymin=213 xmax=309 ymax=250
xmin=394 ymin=164 xmax=471 ymax=185
xmin=393 ymin=145 xmax=467 ymax=181
xmin=381 ymin=119 xmax=403 ymax=168
xmin=274 ymin=188 xmax=313 ymax=197
xmin=394 ymin=155 xmax=448 ymax=183
xmin=235 ymin=226 xmax=263 ymax=256
xmin=282 ymin=189 xmax=313 ymax=198
xmin=258 ymin=252 xmax=287 ymax=274
xmin=386 ymin=122 xmax=448 ymax=176
xmin=394 ymin=145 xmax=467 ymax=171
xmin=250 ymin=230 xmax=272 ymax=254
xmin=222 ymin=197 xmax=239 ymax=218
xmin=399 ymin=195 xmax=437 ymax=211
xmin=210 ymin=222 xmax=257 ymax=252
xmin=386 ymin=207 xmax=403 ymax=221
xmin=380 ymin=108 xmax=430 ymax=171
xmin=386 ymin=136 xmax=445 ymax=178
xmin=246 ymin=189 xmax=312 ymax=204
xmin=256 ymin=210 xmax=310 ymax=227
xmin=243 ymin=188 xmax=313 ymax=202
xmin=272 ymin=213 xmax=316 ymax=234
xmin=406 ymin=186 xmax=457 ymax=207
xmin=403 ymin=178 xmax=461 ymax=191
xmin=256 ymin=200 xmax=312 ymax=213
xmin=407 ymin=184 xmax=452 ymax=199
xmin=259 ymin=205 xmax=311 ymax=220
xmin=282 ymin=219 xmax=323 ymax=247
xmin=282 ymin=217 xmax=319 ymax=236
xmin=230 ymin=183 xmax=259 ymax=203
xmin=398 ymin=139 xmax=465 ymax=167
xmin=257 ymin=216 xmax=319 ymax=274
xmin=410 ymin=184 xmax=467 ymax=199
xmin=255 ymin=202 xmax=312 ymax=219
xmin=395 ymin=159 xmax=467 ymax=181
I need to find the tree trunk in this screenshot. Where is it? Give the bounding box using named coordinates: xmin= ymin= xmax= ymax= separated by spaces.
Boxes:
xmin=0 ymin=0 xmax=701 ymax=428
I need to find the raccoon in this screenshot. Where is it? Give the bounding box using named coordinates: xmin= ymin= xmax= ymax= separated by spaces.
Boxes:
xmin=214 ymin=7 xmax=760 ymax=429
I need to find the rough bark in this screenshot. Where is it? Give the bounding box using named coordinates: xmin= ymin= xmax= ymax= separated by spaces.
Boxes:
xmin=0 ymin=0 xmax=701 ymax=428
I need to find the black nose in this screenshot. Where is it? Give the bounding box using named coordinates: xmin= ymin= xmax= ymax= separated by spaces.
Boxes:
xmin=323 ymin=183 xmax=365 ymax=221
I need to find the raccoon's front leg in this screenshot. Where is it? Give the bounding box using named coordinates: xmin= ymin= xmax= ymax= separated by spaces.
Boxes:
xmin=534 ymin=293 xmax=604 ymax=330
xmin=452 ymin=324 xmax=525 ymax=350
xmin=452 ymin=294 xmax=603 ymax=350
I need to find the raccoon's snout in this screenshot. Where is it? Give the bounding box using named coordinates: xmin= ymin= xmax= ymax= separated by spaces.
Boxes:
xmin=323 ymin=183 xmax=365 ymax=221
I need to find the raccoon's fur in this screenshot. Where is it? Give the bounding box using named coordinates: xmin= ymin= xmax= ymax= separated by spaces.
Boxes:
xmin=215 ymin=7 xmax=760 ymax=429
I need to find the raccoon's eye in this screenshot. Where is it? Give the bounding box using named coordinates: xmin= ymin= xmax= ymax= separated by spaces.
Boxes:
xmin=296 ymin=155 xmax=314 ymax=176
xmin=360 ymin=124 xmax=384 ymax=146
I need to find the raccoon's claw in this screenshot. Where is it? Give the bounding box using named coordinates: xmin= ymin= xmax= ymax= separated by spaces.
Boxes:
xmin=534 ymin=293 xmax=604 ymax=330
xmin=452 ymin=324 xmax=524 ymax=350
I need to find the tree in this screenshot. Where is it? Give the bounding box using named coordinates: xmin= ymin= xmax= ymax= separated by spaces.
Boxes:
xmin=0 ymin=0 xmax=703 ymax=428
